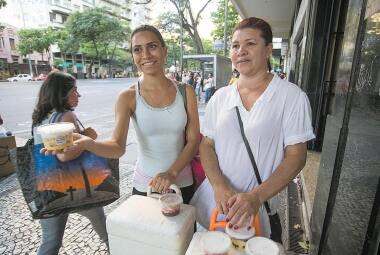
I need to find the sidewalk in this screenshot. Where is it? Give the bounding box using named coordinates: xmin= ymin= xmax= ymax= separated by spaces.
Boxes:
xmin=0 ymin=101 xmax=305 ymax=255
xmin=0 ymin=102 xmax=207 ymax=255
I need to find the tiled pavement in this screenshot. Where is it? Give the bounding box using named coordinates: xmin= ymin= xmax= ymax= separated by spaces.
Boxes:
xmin=0 ymin=102 xmax=208 ymax=255
xmin=0 ymin=163 xmax=135 ymax=255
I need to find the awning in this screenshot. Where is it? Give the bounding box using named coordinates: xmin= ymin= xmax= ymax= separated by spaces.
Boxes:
xmin=231 ymin=0 xmax=296 ymax=38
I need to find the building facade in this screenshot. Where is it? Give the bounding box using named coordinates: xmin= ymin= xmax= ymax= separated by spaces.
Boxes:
xmin=0 ymin=0 xmax=153 ymax=79
xmin=231 ymin=0 xmax=379 ymax=254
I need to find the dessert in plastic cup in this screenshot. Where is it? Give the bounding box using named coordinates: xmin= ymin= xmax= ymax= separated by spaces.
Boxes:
xmin=225 ymin=223 xmax=255 ymax=251
xmin=245 ymin=237 xmax=280 ymax=255
xmin=159 ymin=193 xmax=183 ymax=217
xmin=37 ymin=122 xmax=75 ymax=150
xmin=201 ymin=231 xmax=231 ymax=255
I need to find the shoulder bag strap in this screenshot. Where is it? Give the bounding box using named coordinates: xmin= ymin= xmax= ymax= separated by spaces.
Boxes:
xmin=235 ymin=106 xmax=272 ymax=215
xmin=178 ymin=82 xmax=187 ymax=112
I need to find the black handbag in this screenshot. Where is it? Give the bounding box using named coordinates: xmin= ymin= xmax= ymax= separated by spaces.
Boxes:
xmin=13 ymin=113 xmax=120 ymax=219
xmin=235 ymin=107 xmax=282 ymax=243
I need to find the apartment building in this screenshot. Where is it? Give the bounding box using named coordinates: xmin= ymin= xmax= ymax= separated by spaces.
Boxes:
xmin=0 ymin=0 xmax=153 ymax=78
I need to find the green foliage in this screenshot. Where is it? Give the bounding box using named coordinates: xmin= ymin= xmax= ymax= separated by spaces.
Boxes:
xmin=18 ymin=28 xmax=56 ymax=59
xmin=0 ymin=0 xmax=6 ymax=9
xmin=156 ymin=12 xmax=181 ymax=34
xmin=203 ymin=39 xmax=223 ymax=55
xmin=64 ymin=8 xmax=129 ymax=62
xmin=211 ymin=0 xmax=239 ymax=41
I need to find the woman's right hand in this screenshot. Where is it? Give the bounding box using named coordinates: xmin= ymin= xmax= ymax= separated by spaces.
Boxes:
xmin=213 ymin=181 xmax=237 ymax=216
xmin=40 ymin=133 xmax=93 ymax=155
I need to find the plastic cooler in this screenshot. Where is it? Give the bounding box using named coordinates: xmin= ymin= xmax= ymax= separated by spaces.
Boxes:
xmin=107 ymin=194 xmax=196 ymax=255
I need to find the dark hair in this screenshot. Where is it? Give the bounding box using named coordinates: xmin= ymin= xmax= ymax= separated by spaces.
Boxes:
xmin=130 ymin=25 xmax=166 ymax=53
xmin=32 ymin=72 xmax=76 ymax=126
xmin=233 ymin=17 xmax=273 ymax=45
xmin=233 ymin=17 xmax=273 ymax=71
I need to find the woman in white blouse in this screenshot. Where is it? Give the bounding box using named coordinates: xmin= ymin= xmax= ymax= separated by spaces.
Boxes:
xmin=190 ymin=17 xmax=315 ymax=241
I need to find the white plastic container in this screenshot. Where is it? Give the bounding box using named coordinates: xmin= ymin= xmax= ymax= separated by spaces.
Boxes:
xmin=225 ymin=224 xmax=255 ymax=251
xmin=37 ymin=122 xmax=75 ymax=150
xmin=200 ymin=231 xmax=231 ymax=255
xmin=245 ymin=237 xmax=280 ymax=255
xmin=107 ymin=194 xmax=196 ymax=255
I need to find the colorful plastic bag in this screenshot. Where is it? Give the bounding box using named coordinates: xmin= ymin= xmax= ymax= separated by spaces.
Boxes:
xmin=14 ymin=138 xmax=119 ymax=219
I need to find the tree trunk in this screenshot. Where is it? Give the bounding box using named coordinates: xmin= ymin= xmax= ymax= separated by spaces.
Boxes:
xmin=193 ymin=30 xmax=204 ymax=54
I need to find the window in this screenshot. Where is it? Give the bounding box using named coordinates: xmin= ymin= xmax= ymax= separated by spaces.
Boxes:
xmin=9 ymin=39 xmax=16 ymax=50
xmin=12 ymin=55 xmax=19 ymax=62
xmin=0 ymin=37 xmax=4 ymax=48
xmin=50 ymin=12 xmax=56 ymax=22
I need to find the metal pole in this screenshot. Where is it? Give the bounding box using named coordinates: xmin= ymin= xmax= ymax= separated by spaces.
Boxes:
xmin=317 ymin=0 xmax=369 ymax=253
xmin=180 ymin=2 xmax=184 ymax=80
xmin=223 ymin=0 xmax=228 ymax=57
xmin=18 ymin=0 xmax=33 ymax=76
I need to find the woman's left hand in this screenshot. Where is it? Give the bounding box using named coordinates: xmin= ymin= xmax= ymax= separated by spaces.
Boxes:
xmin=226 ymin=191 xmax=262 ymax=229
xmin=150 ymin=172 xmax=176 ymax=194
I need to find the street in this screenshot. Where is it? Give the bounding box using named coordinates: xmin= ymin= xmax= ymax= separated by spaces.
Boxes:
xmin=0 ymin=79 xmax=207 ymax=255
xmin=0 ymin=78 xmax=139 ymax=255
xmin=0 ymin=78 xmax=138 ymax=138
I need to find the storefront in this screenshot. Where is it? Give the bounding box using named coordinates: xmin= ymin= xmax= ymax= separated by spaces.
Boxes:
xmin=231 ymin=0 xmax=379 ymax=254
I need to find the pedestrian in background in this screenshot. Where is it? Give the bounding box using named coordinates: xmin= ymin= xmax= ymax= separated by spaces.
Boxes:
xmin=49 ymin=25 xmax=200 ymax=204
xmin=32 ymin=72 xmax=108 ymax=254
xmin=204 ymin=73 xmax=215 ymax=103
xmin=228 ymin=69 xmax=240 ymax=85
xmin=190 ymin=17 xmax=315 ymax=241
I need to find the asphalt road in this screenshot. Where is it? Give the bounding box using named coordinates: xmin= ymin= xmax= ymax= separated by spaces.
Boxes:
xmin=0 ymin=78 xmax=137 ymax=139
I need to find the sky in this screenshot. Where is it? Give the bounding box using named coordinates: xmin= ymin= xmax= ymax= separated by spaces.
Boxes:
xmin=151 ymin=0 xmax=217 ymax=39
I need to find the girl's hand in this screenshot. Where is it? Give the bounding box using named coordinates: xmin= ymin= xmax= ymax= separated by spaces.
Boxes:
xmin=226 ymin=191 xmax=262 ymax=229
xmin=149 ymin=172 xmax=176 ymax=194
xmin=81 ymin=127 xmax=97 ymax=140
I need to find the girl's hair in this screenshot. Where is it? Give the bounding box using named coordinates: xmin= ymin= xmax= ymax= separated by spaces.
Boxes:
xmin=233 ymin=17 xmax=273 ymax=71
xmin=130 ymin=24 xmax=166 ymax=52
xmin=32 ymin=72 xmax=76 ymax=126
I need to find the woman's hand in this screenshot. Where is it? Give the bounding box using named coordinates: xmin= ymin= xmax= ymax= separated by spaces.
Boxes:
xmin=40 ymin=133 xmax=93 ymax=155
xmin=226 ymin=191 xmax=262 ymax=229
xmin=213 ymin=181 xmax=237 ymax=216
xmin=81 ymin=127 xmax=97 ymax=140
xmin=149 ymin=171 xmax=176 ymax=194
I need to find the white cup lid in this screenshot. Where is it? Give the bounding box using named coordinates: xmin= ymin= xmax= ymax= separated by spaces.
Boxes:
xmin=37 ymin=122 xmax=75 ymax=136
xmin=245 ymin=237 xmax=280 ymax=255
xmin=201 ymin=231 xmax=231 ymax=253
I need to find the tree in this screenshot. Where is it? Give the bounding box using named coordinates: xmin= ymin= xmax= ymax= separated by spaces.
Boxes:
xmin=0 ymin=0 xmax=6 ymax=9
xmin=211 ymin=0 xmax=239 ymax=48
xmin=18 ymin=28 xmax=56 ymax=74
xmin=64 ymin=8 xmax=130 ymax=77
xmin=168 ymin=0 xmax=212 ymax=54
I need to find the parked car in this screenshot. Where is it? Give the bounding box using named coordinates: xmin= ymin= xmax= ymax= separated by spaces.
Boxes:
xmin=33 ymin=73 xmax=48 ymax=81
xmin=7 ymin=74 xmax=33 ymax=82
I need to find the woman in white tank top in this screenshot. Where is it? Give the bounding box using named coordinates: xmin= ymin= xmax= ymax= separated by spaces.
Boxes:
xmin=46 ymin=25 xmax=200 ymax=203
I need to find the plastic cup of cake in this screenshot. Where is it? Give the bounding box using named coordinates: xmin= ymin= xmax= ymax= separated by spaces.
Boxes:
xmin=38 ymin=122 xmax=75 ymax=150
xmin=159 ymin=193 xmax=183 ymax=217
xmin=225 ymin=223 xmax=255 ymax=251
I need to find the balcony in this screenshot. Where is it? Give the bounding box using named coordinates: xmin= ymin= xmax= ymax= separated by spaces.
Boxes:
xmin=50 ymin=0 xmax=71 ymax=14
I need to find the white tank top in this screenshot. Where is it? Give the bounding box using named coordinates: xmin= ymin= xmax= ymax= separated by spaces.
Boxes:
xmin=131 ymin=81 xmax=193 ymax=192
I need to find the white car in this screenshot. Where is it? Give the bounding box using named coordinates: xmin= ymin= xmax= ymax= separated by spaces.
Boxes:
xmin=7 ymin=74 xmax=33 ymax=82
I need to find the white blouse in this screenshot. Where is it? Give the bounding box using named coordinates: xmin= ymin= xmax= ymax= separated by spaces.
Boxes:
xmin=190 ymin=75 xmax=315 ymax=237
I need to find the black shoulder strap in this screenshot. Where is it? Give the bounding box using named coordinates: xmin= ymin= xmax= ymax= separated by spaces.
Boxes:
xmin=178 ymin=82 xmax=187 ymax=112
xmin=235 ymin=106 xmax=272 ymax=215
